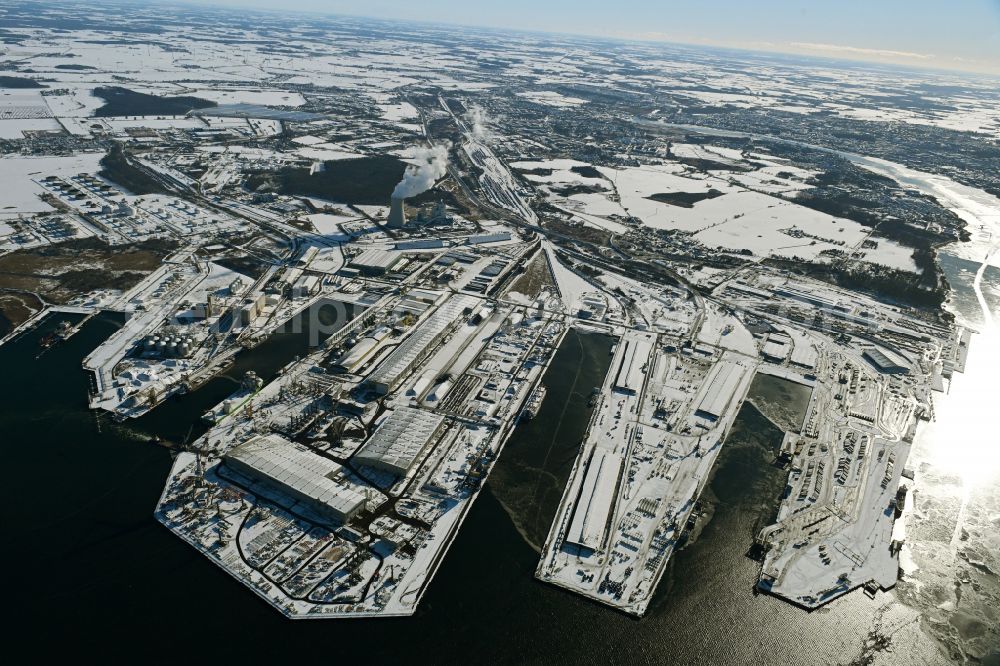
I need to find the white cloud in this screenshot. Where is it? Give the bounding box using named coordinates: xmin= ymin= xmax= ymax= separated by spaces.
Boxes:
xmin=789 ymin=42 xmax=934 ymax=61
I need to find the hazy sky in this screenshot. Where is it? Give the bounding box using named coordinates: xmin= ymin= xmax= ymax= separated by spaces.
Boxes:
xmin=185 ymin=0 xmax=1000 ymax=75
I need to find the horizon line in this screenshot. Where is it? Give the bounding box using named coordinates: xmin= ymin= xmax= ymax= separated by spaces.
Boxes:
xmin=156 ymin=0 xmax=1000 ymax=80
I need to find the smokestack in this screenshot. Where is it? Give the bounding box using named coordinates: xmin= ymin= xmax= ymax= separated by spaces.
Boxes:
xmin=388 ymin=196 xmax=406 ymax=228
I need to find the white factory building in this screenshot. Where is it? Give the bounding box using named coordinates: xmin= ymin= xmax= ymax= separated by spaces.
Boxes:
xmin=611 ymin=334 xmax=654 ymax=394
xmin=224 ymin=434 xmax=365 ymax=523
xmin=565 ymin=447 xmax=622 ymax=552
xmin=353 ymin=407 xmax=446 ymax=477
xmin=292 ymin=274 xmax=321 ymax=299
xmin=466 ymin=231 xmax=511 ymax=245
xmin=863 ymin=347 xmax=910 ymax=375
xmin=395 ymin=238 xmax=446 ymax=251
xmin=237 ymin=293 xmax=267 ymax=326
xmin=789 ymin=340 xmax=818 ymax=371
xmin=693 ymin=361 xmax=747 ymax=421
xmin=332 ymin=327 xmax=391 ymax=374
xmin=366 ymin=294 xmax=477 ymax=395
xmin=761 ymin=333 xmax=791 ymax=364
xmin=349 ymin=248 xmax=402 ymax=275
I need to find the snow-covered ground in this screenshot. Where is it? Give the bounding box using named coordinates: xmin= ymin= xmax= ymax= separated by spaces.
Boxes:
xmin=188 ymin=88 xmax=306 ymax=107
xmin=294 ymin=144 xmax=365 ymax=161
xmin=848 ymin=156 xmax=1000 ymax=269
xmin=515 ymin=90 xmax=588 ymax=108
xmin=543 ymin=242 xmax=599 ymax=313
xmin=0 ymin=153 xmax=105 ymax=213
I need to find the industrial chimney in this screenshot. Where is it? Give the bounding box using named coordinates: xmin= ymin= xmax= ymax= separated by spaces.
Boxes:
xmin=387 ymin=196 xmax=406 ymax=228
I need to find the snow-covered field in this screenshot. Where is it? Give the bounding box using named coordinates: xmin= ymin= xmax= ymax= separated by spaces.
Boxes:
xmin=0 ymin=117 xmax=62 ymax=138
xmin=294 ymin=145 xmax=365 ymax=161
xmin=306 ymin=211 xmax=359 ymax=235
xmin=515 ymin=91 xmax=588 ymax=108
xmin=514 ymin=153 xmax=916 ymax=269
xmin=380 ymin=101 xmax=418 ymax=121
xmin=188 ymin=88 xmax=306 ymax=107
xmin=0 ymin=153 xmax=105 ymax=213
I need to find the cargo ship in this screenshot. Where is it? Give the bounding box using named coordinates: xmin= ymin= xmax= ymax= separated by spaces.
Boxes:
xmin=520 ymin=384 xmax=546 ymax=421
xmin=201 ymin=371 xmax=263 ymax=424
xmin=38 ymin=332 xmax=59 ymax=349
xmin=39 ymin=321 xmax=75 ymax=349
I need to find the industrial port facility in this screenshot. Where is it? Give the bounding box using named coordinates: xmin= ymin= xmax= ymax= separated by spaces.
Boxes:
xmin=0 ymin=7 xmax=988 ymax=634
xmin=6 ymin=115 xmax=964 ymax=619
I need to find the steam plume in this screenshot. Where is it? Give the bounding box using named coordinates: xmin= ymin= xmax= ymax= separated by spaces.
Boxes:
xmin=392 ymin=143 xmax=449 ymax=199
xmin=467 ymin=105 xmax=489 ymax=140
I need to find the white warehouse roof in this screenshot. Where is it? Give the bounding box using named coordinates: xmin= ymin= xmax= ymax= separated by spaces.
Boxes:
xmin=334 ymin=337 xmax=380 ymax=373
xmin=353 ymin=407 xmax=445 ymax=476
xmin=789 ymin=341 xmax=818 ymax=369
xmin=366 ymin=294 xmax=477 ymax=394
xmin=565 ymin=448 xmax=622 ymax=552
xmin=225 ymin=434 xmax=365 ymax=522
xmin=349 ymin=248 xmax=400 ymax=271
xmin=694 ymin=362 xmax=747 ymax=420
xmin=467 ymin=231 xmax=511 ymax=245
xmin=612 ymin=334 xmax=653 ymax=393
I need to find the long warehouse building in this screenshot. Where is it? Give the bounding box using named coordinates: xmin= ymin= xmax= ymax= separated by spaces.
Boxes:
xmin=366 ymin=294 xmax=477 ymax=395
xmin=224 ymin=434 xmax=366 ymax=523
xmin=353 ymin=407 xmax=446 ymax=477
xmin=333 ymin=327 xmax=390 ymax=374
xmin=693 ymin=361 xmax=747 ymax=421
xmin=612 ymin=333 xmax=654 ymax=394
xmin=565 ymin=447 xmax=623 ymax=552
xmin=863 ymin=347 xmax=910 ymax=375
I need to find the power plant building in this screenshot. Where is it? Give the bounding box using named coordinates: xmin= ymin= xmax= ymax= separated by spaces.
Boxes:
xmin=387 ymin=196 xmax=407 ymax=228
xmin=224 ymin=434 xmax=365 ymax=523
xmin=353 ymin=407 xmax=446 ymax=476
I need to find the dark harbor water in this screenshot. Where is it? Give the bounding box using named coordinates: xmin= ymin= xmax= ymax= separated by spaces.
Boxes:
xmin=6 ymin=321 xmax=947 ymax=663
xmin=744 ymin=372 xmax=813 ymax=433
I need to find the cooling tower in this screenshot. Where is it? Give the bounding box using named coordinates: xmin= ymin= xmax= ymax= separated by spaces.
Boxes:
xmin=388 ymin=196 xmax=407 ymax=228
